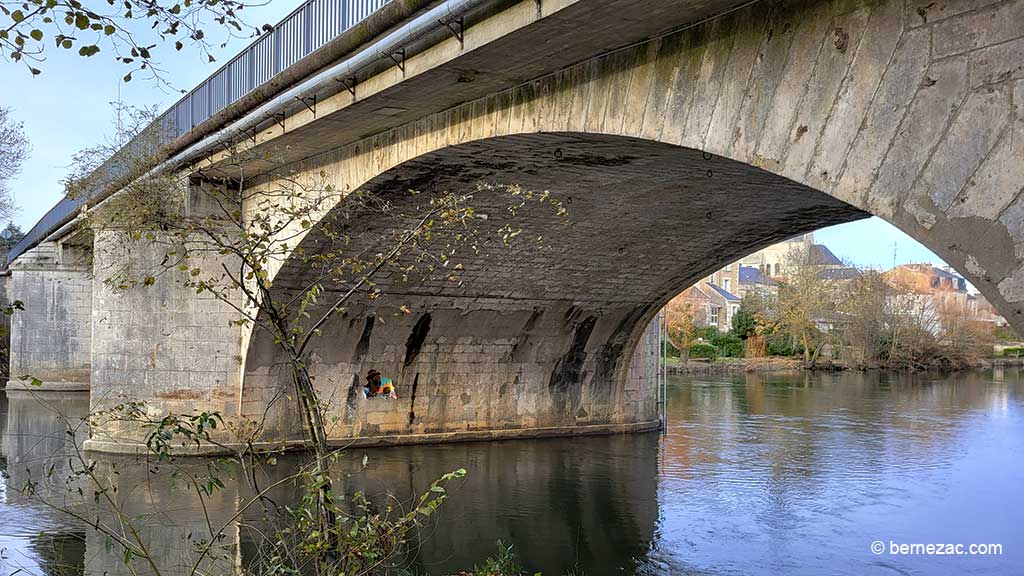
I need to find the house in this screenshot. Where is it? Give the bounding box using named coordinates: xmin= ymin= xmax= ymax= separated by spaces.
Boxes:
xmin=739 ymin=232 xmax=813 ymax=278
xmin=737 ymin=265 xmax=777 ymax=297
xmin=670 ymin=279 xmax=741 ymax=332
xmin=884 ymin=263 xmax=1007 ymax=332
xmin=887 ymin=263 xmax=968 ymax=295
xmin=734 ymin=232 xmax=855 ymax=281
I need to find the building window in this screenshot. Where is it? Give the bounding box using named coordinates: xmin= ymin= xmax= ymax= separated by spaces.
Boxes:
xmin=710 ymin=306 xmax=720 ymax=326
xmin=723 ymin=263 xmax=732 ymax=271
xmin=774 ymin=263 xmax=781 ymax=276
xmin=723 ymin=278 xmax=731 ymax=292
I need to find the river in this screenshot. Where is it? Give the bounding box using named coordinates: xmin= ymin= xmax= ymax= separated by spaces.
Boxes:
xmin=2 ymin=369 xmax=1022 ymax=575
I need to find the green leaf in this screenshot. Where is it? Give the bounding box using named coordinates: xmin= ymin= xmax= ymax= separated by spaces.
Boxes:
xmin=11 ymin=10 xmax=25 ymax=22
xmin=29 ymin=29 xmax=43 ymax=41
xmin=103 ymin=24 xmax=114 ymax=35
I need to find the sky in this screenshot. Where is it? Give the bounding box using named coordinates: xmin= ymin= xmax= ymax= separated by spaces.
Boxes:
xmin=0 ymin=2 xmax=950 ymax=273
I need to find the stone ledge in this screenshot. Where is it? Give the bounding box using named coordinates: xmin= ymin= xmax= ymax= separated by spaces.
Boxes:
xmin=83 ymin=420 xmax=662 ymax=456
xmin=5 ymin=379 xmax=90 ymax=392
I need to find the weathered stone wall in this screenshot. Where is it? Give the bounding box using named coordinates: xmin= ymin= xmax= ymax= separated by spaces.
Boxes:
xmin=89 ymin=229 xmax=243 ymax=444
xmin=7 ymin=242 xmax=92 ymax=390
xmin=244 ymin=299 xmax=663 ymax=443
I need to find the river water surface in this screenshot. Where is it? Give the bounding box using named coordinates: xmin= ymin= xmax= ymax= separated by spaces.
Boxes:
xmin=2 ymin=369 xmax=1022 ymax=575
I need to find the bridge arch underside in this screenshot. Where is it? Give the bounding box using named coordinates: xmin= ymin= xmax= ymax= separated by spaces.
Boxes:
xmin=233 ymin=0 xmax=1024 ymax=444
xmin=243 ymin=134 xmax=870 ymax=442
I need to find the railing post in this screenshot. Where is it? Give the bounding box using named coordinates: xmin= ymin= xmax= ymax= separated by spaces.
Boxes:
xmin=304 ymin=2 xmax=313 ymax=57
xmin=274 ymin=22 xmax=283 ymax=76
xmin=249 ymin=46 xmax=256 ymax=93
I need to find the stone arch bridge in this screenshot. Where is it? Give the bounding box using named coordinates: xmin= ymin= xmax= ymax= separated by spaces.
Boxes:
xmin=8 ymin=0 xmax=1023 ymax=450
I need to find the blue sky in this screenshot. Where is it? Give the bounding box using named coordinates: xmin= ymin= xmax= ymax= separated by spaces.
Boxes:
xmin=815 ymin=218 xmax=944 ymax=270
xmin=1 ymin=2 xmax=948 ymax=272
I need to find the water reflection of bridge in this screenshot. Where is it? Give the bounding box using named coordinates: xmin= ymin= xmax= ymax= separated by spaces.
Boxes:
xmin=1 ymin=390 xmax=659 ymax=575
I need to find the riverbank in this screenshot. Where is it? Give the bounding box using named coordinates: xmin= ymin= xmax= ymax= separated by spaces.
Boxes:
xmin=665 ymin=356 xmax=1024 ymax=375
xmin=665 ymin=357 xmax=803 ymax=375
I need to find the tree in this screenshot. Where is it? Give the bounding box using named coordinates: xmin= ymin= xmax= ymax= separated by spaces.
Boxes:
xmin=775 ymin=247 xmax=837 ymax=364
xmin=1 ymin=0 xmax=259 ymax=80
xmin=0 ymin=222 xmax=25 ymax=248
xmin=664 ymin=291 xmax=706 ymax=359
xmin=731 ymin=302 xmax=757 ymax=339
xmin=835 ymin=270 xmax=892 ymax=365
xmin=0 ymin=106 xmax=28 ymax=219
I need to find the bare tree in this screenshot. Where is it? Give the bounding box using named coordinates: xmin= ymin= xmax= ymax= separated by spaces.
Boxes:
xmin=836 ymin=270 xmax=892 ymax=365
xmin=775 ymin=247 xmax=837 ymax=364
xmin=0 ymin=106 xmax=28 ymax=219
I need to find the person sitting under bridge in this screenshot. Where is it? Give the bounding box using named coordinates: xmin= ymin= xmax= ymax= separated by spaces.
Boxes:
xmin=365 ymin=369 xmax=397 ymax=399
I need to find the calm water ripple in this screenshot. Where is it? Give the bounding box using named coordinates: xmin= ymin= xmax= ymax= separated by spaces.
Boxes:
xmin=2 ymin=368 xmax=1023 ymax=575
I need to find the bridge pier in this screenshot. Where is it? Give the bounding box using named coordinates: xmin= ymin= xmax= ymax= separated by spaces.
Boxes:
xmin=87 ymin=228 xmax=244 ymax=447
xmin=7 ymin=241 xmax=92 ymax=391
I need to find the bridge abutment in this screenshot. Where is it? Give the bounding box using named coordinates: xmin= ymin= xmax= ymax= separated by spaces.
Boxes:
xmin=7 ymin=241 xmax=92 ymax=391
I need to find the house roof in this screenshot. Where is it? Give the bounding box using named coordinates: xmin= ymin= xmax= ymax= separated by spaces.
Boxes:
xmin=739 ymin=266 xmax=776 ymax=285
xmin=808 ymin=244 xmax=842 ymax=266
xmin=817 ymin=267 xmax=861 ymax=280
xmin=706 ymin=282 xmax=741 ymax=302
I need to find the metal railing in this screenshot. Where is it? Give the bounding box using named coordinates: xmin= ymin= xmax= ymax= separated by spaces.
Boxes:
xmin=162 ymin=0 xmax=389 ymax=138
xmin=10 ymin=0 xmax=390 ymax=264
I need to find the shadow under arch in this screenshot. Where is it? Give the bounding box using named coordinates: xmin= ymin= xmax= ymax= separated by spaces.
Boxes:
xmin=238 ymin=131 xmax=988 ymax=443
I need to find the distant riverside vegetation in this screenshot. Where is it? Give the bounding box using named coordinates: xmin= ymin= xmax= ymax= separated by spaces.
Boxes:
xmin=665 ymin=245 xmax=1017 ymax=371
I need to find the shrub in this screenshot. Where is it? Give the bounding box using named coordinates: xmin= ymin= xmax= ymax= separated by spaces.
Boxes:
xmin=689 ymin=342 xmax=718 ymax=361
xmin=694 ymin=326 xmax=720 ymax=342
xmin=767 ymin=335 xmax=803 ymax=357
xmin=720 ymin=341 xmax=745 ymax=358
xmin=1004 ymin=347 xmax=1024 ymax=358
xmin=711 ymin=332 xmax=744 ymax=357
